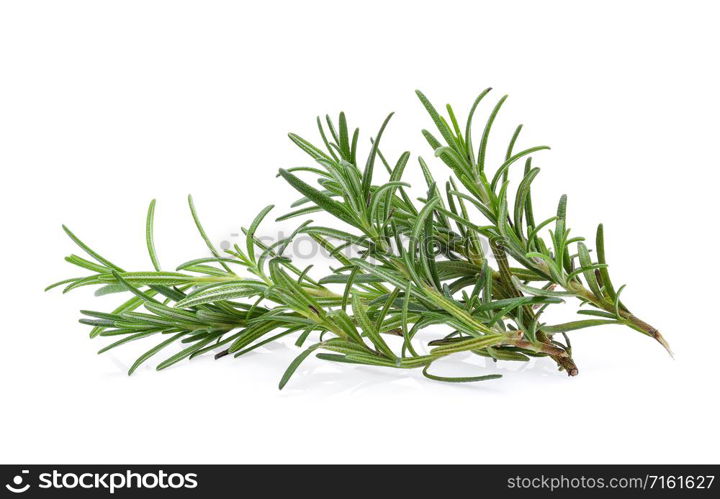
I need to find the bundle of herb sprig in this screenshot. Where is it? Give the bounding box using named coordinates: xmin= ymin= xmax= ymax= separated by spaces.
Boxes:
xmin=49 ymin=89 xmax=669 ymax=388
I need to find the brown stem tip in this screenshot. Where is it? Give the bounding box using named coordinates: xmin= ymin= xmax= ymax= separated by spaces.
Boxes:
xmin=651 ymin=329 xmax=674 ymax=359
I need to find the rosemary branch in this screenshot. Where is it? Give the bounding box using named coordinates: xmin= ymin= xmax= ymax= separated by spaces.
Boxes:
xmin=48 ymin=88 xmax=668 ymax=388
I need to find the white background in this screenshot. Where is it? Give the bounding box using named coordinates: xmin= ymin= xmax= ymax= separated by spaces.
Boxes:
xmin=1 ymin=1 xmax=719 ymax=464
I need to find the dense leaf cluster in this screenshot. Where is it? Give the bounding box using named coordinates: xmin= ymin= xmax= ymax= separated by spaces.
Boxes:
xmin=50 ymin=90 xmax=668 ymax=388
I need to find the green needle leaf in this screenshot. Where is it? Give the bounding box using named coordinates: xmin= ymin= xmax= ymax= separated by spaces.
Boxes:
xmin=146 ymin=199 xmax=161 ymax=271
xmin=128 ymin=332 xmax=187 ymax=375
xmin=362 ymin=113 xmax=394 ymax=197
xmin=577 ymin=242 xmax=603 ymax=298
xmin=278 ymin=169 xmax=356 ymax=226
xmin=278 ymin=345 xmax=320 ymax=390
xmin=422 ymin=365 xmax=502 ymax=383
xmin=188 ymin=195 xmax=232 ymax=273
xmin=247 ymin=204 xmax=275 ymax=261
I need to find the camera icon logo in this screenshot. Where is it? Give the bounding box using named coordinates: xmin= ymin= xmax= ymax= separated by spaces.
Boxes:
xmin=5 ymin=470 xmax=30 ymax=494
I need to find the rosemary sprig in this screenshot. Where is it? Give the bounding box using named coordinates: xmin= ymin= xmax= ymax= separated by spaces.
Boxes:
xmin=49 ymin=88 xmax=669 ymax=388
xmin=413 ymin=89 xmax=670 ymax=356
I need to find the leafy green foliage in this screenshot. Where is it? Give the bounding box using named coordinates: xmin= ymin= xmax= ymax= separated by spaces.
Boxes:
xmin=49 ymin=89 xmax=669 ymax=389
